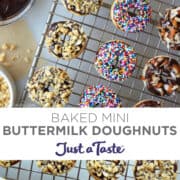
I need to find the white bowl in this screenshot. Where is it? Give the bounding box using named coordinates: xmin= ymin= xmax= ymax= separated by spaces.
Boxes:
xmin=0 ymin=0 xmax=35 ymax=26
xmin=0 ymin=66 xmax=16 ymax=107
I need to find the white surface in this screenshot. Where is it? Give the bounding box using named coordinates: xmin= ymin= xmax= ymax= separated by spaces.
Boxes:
xmin=12 ymin=0 xmax=52 ymax=105
xmin=24 ymin=0 xmax=52 ymax=43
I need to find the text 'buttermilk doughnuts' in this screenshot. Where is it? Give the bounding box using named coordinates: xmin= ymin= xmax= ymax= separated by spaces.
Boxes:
xmin=45 ymin=21 xmax=87 ymax=60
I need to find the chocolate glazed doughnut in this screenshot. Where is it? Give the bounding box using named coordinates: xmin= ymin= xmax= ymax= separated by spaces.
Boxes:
xmin=0 ymin=0 xmax=30 ymax=20
xmin=158 ymin=7 xmax=180 ymax=50
xmin=141 ymin=56 xmax=180 ymax=96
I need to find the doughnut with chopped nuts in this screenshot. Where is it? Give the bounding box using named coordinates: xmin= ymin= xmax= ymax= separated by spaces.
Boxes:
xmin=27 ymin=66 xmax=73 ymax=107
xmin=134 ymin=160 xmax=177 ymax=180
xmin=45 ymin=21 xmax=87 ymax=60
xmin=62 ymin=0 xmax=103 ymax=16
xmin=134 ymin=99 xmax=162 ymax=107
xmin=36 ymin=160 xmax=76 ymax=176
xmin=158 ymin=7 xmax=180 ymax=50
xmin=0 ymin=161 xmax=19 ymax=168
xmin=86 ymin=160 xmax=126 ymax=180
xmin=141 ymin=56 xmax=180 ymax=96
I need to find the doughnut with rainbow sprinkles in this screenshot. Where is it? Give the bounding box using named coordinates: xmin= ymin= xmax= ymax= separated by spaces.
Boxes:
xmin=95 ymin=40 xmax=137 ymax=82
xmin=111 ymin=0 xmax=152 ymax=32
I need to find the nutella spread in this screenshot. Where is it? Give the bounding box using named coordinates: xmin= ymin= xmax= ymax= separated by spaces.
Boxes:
xmin=0 ymin=0 xmax=30 ymax=20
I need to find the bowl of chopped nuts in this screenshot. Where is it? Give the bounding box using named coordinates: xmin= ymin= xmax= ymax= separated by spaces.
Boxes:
xmin=0 ymin=65 xmax=16 ymax=107
xmin=0 ymin=0 xmax=35 ymax=26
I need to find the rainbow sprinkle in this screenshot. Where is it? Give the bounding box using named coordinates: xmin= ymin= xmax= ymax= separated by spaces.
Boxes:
xmin=112 ymin=0 xmax=152 ymax=32
xmin=80 ymin=84 xmax=122 ymax=107
xmin=95 ymin=40 xmax=137 ymax=81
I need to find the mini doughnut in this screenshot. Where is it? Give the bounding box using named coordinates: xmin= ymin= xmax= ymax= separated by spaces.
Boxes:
xmin=111 ymin=0 xmax=152 ymax=32
xmin=95 ymin=40 xmax=136 ymax=81
xmin=45 ymin=21 xmax=87 ymax=60
xmin=141 ymin=56 xmax=180 ymax=96
xmin=27 ymin=66 xmax=73 ymax=107
xmin=87 ymin=160 xmax=126 ymax=180
xmin=80 ymin=84 xmax=122 ymax=107
xmin=134 ymin=99 xmax=162 ymax=107
xmin=62 ymin=0 xmax=103 ymax=16
xmin=0 ymin=160 xmax=19 ymax=168
xmin=158 ymin=7 xmax=180 ymax=50
xmin=36 ymin=160 xmax=76 ymax=176
xmin=134 ymin=160 xmax=177 ymax=180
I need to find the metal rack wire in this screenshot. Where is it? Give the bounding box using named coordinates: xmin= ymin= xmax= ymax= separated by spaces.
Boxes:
xmin=18 ymin=0 xmax=180 ymax=107
xmin=3 ymin=0 xmax=178 ymax=179
xmin=0 ymin=160 xmax=180 ymax=180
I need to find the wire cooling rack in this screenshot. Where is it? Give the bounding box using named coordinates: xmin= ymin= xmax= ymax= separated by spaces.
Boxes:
xmin=0 ymin=160 xmax=180 ymax=180
xmin=4 ymin=0 xmax=178 ymax=179
xmin=18 ymin=0 xmax=180 ymax=107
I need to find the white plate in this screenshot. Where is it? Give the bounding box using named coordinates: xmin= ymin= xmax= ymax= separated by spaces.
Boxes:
xmin=0 ymin=65 xmax=16 ymax=107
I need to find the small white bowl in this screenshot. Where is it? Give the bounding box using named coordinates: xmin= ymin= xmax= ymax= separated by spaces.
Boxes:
xmin=0 ymin=65 xmax=16 ymax=107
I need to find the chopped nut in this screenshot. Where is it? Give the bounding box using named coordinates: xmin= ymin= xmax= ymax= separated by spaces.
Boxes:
xmin=26 ymin=48 xmax=32 ymax=54
xmin=1 ymin=43 xmax=9 ymax=50
xmin=9 ymin=44 xmax=16 ymax=51
xmin=3 ymin=62 xmax=12 ymax=67
xmin=11 ymin=56 xmax=17 ymax=61
xmin=24 ymin=57 xmax=30 ymax=63
xmin=0 ymin=52 xmax=6 ymax=62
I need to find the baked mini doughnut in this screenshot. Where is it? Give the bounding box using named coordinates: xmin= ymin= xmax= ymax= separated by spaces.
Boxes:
xmin=27 ymin=66 xmax=73 ymax=107
xmin=80 ymin=84 xmax=122 ymax=107
xmin=0 ymin=160 xmax=19 ymax=168
xmin=134 ymin=160 xmax=177 ymax=180
xmin=87 ymin=160 xmax=126 ymax=180
xmin=141 ymin=56 xmax=180 ymax=96
xmin=134 ymin=99 xmax=162 ymax=107
xmin=111 ymin=0 xmax=152 ymax=32
xmin=36 ymin=160 xmax=76 ymax=176
xmin=158 ymin=7 xmax=180 ymax=50
xmin=45 ymin=21 xmax=87 ymax=60
xmin=62 ymin=0 xmax=103 ymax=16
xmin=95 ymin=40 xmax=136 ymax=81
